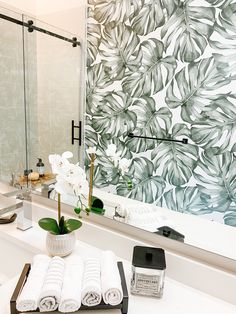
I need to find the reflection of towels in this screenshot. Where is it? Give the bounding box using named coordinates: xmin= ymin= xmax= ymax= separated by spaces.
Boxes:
xmin=16 ymin=255 xmax=50 ymax=312
xmin=39 ymin=256 xmax=65 ymax=312
xmin=59 ymin=256 xmax=84 ymax=313
xmin=81 ymin=258 xmax=101 ymax=307
xmin=115 ymin=204 xmax=174 ymax=232
xmin=101 ymin=251 xmax=123 ymax=305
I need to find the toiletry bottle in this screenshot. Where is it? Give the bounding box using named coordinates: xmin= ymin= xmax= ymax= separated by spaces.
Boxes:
xmin=37 ymin=158 xmax=45 ymax=177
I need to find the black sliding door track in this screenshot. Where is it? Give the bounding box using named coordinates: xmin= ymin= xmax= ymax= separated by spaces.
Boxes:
xmin=0 ymin=13 xmax=80 ymax=47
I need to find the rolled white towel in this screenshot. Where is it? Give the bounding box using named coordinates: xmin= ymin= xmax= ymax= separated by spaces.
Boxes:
xmin=59 ymin=255 xmax=84 ymax=313
xmin=39 ymin=256 xmax=65 ymax=312
xmin=81 ymin=258 xmax=101 ymax=307
xmin=101 ymin=251 xmax=123 ymax=305
xmin=16 ymin=254 xmax=50 ymax=312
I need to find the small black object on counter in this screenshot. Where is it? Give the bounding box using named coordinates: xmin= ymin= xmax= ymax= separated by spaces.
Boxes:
xmin=155 ymin=226 xmax=185 ymax=242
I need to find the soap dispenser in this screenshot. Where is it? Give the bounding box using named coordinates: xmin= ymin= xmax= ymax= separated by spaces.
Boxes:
xmin=37 ymin=158 xmax=45 ymax=177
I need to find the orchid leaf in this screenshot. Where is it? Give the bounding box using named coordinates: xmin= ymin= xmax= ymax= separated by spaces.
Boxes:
xmin=38 ymin=218 xmax=60 ymax=235
xmin=64 ymin=219 xmax=82 ymax=233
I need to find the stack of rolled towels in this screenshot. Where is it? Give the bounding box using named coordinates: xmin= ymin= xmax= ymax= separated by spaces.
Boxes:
xmin=16 ymin=251 xmax=123 ymax=313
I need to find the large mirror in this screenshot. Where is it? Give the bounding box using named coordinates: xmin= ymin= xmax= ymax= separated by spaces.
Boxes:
xmin=0 ymin=2 xmax=236 ymax=262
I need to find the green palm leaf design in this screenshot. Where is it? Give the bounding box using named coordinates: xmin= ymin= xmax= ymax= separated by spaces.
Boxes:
xmin=151 ymin=124 xmax=199 ymax=186
xmin=205 ymin=0 xmax=233 ymax=7
xmin=166 ymin=57 xmax=231 ymax=123
xmin=86 ymin=63 xmax=112 ymax=114
xmin=85 ymin=125 xmax=99 ymax=148
xmin=161 ymin=1 xmax=215 ymax=62
xmin=194 ymin=148 xmax=236 ymax=212
xmin=130 ymin=0 xmax=178 ymax=36
xmin=87 ymin=23 xmax=101 ymax=66
xmin=209 ymin=3 xmax=236 ymax=66
xmin=126 ymin=97 xmax=172 ymax=153
xmin=99 ymin=135 xmax=132 ymax=159
xmin=163 ymin=187 xmax=211 ymax=215
xmin=91 ymin=0 xmax=136 ymax=24
xmin=224 ymin=208 xmax=236 ymax=227
xmin=91 ymin=91 xmax=137 ymax=137
xmin=99 ymin=23 xmax=142 ymax=80
xmin=117 ymin=157 xmax=165 ymax=203
xmin=191 ymin=95 xmax=236 ymax=152
xmin=122 ymin=38 xmax=176 ymax=97
xmin=130 ymin=0 xmax=165 ymax=35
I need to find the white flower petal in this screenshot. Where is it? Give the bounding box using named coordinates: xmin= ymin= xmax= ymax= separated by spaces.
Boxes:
xmin=62 ymin=151 xmax=73 ymax=159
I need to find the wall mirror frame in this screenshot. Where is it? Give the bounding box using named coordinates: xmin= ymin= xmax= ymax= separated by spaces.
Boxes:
xmin=0 ymin=2 xmax=236 ymax=272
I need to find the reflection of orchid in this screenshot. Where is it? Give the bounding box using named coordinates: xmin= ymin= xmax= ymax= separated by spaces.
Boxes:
xmin=105 ymin=144 xmax=122 ymax=167
xmin=118 ymin=158 xmax=131 ymax=175
xmin=106 ymin=144 xmax=131 ymax=175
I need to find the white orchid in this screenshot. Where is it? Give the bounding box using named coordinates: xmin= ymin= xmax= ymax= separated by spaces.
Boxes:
xmin=86 ymin=146 xmax=97 ymax=155
xmin=118 ymin=158 xmax=131 ymax=175
xmin=48 ymin=151 xmax=73 ymax=175
xmin=49 ymin=152 xmax=89 ymax=199
xmin=105 ymin=144 xmax=122 ymax=167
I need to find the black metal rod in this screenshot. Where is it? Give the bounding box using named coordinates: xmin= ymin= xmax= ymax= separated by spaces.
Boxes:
xmin=0 ymin=13 xmax=80 ymax=46
xmin=128 ymin=133 xmax=188 ymax=144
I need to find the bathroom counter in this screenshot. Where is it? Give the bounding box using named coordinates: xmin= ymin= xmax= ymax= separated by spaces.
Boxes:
xmin=0 ymin=221 xmax=236 ymax=314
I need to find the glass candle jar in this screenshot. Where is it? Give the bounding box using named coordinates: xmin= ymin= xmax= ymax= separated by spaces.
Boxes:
xmin=131 ymin=246 xmax=166 ymax=298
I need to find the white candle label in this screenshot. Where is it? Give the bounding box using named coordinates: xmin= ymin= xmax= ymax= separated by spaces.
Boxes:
xmin=135 ymin=273 xmax=160 ymax=292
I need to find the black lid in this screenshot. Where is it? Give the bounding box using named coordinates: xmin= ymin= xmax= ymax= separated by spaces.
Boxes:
xmin=132 ymin=246 xmax=166 ymax=270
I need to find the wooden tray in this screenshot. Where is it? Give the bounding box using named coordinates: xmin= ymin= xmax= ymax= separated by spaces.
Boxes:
xmin=10 ymin=262 xmax=129 ymax=314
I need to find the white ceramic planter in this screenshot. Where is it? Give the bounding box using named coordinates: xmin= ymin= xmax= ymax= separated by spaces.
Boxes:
xmin=46 ymin=231 xmax=76 ymax=257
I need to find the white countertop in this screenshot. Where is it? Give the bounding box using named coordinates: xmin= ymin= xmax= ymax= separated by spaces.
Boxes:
xmin=0 ymin=222 xmax=236 ymax=314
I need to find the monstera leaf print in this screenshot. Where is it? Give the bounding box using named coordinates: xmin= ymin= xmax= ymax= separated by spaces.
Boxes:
xmin=99 ymin=134 xmax=132 ymax=159
xmin=87 ymin=23 xmax=101 ymax=66
xmin=122 ymin=38 xmax=176 ymax=97
xmin=191 ymin=95 xmax=236 ymax=152
xmin=117 ymin=157 xmax=165 ymax=203
xmin=130 ymin=0 xmax=179 ymax=36
xmin=91 ymin=92 xmax=137 ymax=137
xmin=161 ymin=1 xmax=215 ymax=62
xmin=210 ymin=3 xmax=236 ymax=67
xmin=130 ymin=0 xmax=165 ymax=36
xmin=194 ymin=149 xmax=236 ymax=212
xmin=90 ymin=0 xmax=142 ymax=25
xmin=126 ymin=97 xmax=172 ymax=153
xmin=99 ymin=23 xmax=142 ymax=80
xmin=85 ymin=125 xmax=99 ymax=148
xmin=163 ymin=187 xmax=211 ymax=215
xmin=166 ymin=57 xmax=231 ymax=123
xmin=205 ymin=0 xmax=232 ymax=6
xmin=86 ymin=63 xmax=112 ymax=114
xmin=224 ymin=209 xmax=236 ymax=227
xmin=151 ymin=124 xmax=199 ymax=186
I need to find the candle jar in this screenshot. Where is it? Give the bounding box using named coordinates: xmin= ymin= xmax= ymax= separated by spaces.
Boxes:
xmin=131 ymin=246 xmax=166 ymax=298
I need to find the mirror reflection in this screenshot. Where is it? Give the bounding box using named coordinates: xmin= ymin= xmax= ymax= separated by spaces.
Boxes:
xmin=0 ymin=3 xmax=236 ymax=262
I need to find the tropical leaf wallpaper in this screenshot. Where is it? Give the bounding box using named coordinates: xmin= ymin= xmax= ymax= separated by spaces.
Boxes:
xmin=85 ymin=0 xmax=236 ymax=227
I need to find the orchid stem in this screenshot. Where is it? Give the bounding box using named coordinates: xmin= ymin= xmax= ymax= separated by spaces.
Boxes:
xmin=88 ymin=153 xmax=95 ymax=209
xmin=58 ymin=193 xmax=61 ymax=223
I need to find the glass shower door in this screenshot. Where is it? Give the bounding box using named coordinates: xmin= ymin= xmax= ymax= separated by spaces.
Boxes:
xmin=0 ymin=7 xmax=27 ymax=182
xmin=23 ymin=16 xmax=82 ymax=174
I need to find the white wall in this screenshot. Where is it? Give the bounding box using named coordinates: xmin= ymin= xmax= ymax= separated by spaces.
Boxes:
xmin=0 ymin=0 xmax=36 ymax=14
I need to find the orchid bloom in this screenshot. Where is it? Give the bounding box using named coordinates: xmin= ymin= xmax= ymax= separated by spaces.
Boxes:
xmin=105 ymin=144 xmax=122 ymax=167
xmin=49 ymin=152 xmax=89 ymax=198
xmin=118 ymin=158 xmax=131 ymax=175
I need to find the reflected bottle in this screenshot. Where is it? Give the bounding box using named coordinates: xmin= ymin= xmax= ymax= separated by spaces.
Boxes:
xmin=37 ymin=158 xmax=45 ymax=177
